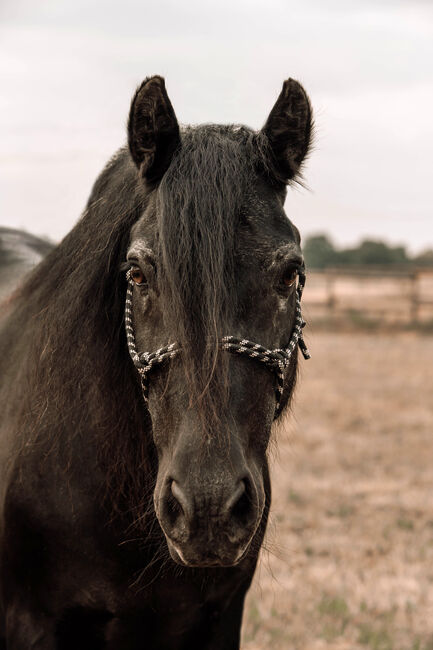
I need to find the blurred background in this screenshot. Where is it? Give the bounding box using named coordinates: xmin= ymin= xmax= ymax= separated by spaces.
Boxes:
xmin=1 ymin=0 xmax=432 ymax=648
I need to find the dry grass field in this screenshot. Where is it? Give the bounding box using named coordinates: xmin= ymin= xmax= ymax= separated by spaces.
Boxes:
xmin=241 ymin=331 xmax=433 ymax=650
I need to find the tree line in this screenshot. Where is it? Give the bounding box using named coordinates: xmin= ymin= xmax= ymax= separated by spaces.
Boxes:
xmin=304 ymin=234 xmax=433 ymax=270
xmin=1 ymin=228 xmax=432 ymax=272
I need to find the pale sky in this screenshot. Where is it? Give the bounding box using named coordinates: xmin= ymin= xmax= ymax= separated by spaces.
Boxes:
xmin=1 ymin=0 xmax=432 ymax=252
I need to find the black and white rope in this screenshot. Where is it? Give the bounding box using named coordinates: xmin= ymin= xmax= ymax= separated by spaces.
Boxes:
xmin=125 ymin=268 xmax=310 ymax=418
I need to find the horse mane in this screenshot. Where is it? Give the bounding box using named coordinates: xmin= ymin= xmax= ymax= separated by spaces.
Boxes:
xmin=1 ymin=149 xmax=156 ymax=519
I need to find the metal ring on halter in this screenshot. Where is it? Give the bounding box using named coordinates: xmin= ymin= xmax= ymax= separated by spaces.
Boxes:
xmin=124 ymin=267 xmax=310 ymax=419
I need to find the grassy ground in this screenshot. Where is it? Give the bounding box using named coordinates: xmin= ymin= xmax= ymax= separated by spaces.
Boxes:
xmin=241 ymin=332 xmax=433 ymax=650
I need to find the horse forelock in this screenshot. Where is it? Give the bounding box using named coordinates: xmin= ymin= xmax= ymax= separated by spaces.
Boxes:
xmin=157 ymin=125 xmax=259 ymax=430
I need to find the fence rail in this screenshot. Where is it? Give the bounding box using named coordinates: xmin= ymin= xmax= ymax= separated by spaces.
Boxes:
xmin=303 ymin=267 xmax=433 ymax=325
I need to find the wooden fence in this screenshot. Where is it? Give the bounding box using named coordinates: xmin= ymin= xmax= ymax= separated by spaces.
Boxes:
xmin=302 ymin=267 xmax=433 ymax=326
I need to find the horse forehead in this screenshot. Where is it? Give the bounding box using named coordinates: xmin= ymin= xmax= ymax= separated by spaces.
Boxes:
xmin=240 ymin=204 xmax=299 ymax=253
xmin=128 ymin=218 xmax=294 ymax=262
xmin=128 ymin=179 xmax=294 ymax=253
xmin=129 ymin=198 xmax=158 ymax=247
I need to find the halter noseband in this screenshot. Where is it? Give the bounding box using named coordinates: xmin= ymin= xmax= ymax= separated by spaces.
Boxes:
xmin=125 ymin=268 xmax=310 ymax=419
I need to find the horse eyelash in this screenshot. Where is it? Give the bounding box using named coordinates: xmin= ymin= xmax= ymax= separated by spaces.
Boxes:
xmin=120 ymin=261 xmax=133 ymax=273
xmin=278 ymin=262 xmax=301 ymax=281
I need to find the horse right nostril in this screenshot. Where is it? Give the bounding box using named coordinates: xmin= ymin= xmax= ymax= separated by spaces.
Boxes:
xmin=162 ymin=480 xmax=187 ymax=530
xmin=170 ymin=480 xmax=191 ymax=518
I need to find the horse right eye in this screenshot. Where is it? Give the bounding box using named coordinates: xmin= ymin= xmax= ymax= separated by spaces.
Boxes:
xmin=131 ymin=267 xmax=146 ymax=285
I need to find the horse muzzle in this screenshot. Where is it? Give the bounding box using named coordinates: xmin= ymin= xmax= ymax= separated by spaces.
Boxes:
xmin=155 ymin=472 xmax=264 ymax=567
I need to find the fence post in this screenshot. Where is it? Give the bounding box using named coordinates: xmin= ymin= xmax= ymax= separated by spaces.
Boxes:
xmin=326 ymin=270 xmax=335 ymax=314
xmin=410 ymin=271 xmax=419 ymax=325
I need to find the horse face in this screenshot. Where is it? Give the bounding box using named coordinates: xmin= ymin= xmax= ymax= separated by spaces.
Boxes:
xmin=125 ymin=76 xmax=312 ymax=567
xmin=126 ymin=186 xmax=303 ymax=567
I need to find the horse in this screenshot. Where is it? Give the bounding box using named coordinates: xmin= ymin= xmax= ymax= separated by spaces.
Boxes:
xmin=0 ymin=75 xmax=313 ymax=649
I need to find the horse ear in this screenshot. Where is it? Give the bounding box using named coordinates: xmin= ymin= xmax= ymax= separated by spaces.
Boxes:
xmin=261 ymin=78 xmax=313 ymax=184
xmin=128 ymin=76 xmax=180 ymax=183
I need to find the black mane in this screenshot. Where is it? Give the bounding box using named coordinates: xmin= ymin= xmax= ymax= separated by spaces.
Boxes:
xmin=0 ymin=150 xmax=155 ymax=514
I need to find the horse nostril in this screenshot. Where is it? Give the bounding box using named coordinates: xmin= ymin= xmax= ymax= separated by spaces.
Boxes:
xmin=226 ymin=478 xmax=255 ymax=527
xmin=170 ymin=480 xmax=191 ymax=518
xmin=162 ymin=479 xmax=187 ymax=530
xmin=224 ymin=480 xmax=246 ymax=512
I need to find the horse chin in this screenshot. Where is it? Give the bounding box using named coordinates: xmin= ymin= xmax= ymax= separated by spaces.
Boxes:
xmin=165 ymin=537 xmax=249 ymax=569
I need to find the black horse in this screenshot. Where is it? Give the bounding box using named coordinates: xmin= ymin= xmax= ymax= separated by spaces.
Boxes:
xmin=0 ymin=76 xmax=313 ymax=649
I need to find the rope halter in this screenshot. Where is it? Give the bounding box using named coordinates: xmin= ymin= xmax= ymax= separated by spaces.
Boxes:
xmin=125 ymin=268 xmax=310 ymax=419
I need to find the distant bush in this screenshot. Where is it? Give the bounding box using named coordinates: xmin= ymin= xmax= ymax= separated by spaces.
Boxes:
xmin=303 ymin=235 xmax=336 ymax=268
xmin=412 ymin=248 xmax=433 ymax=267
xmin=304 ymin=234 xmax=430 ymax=269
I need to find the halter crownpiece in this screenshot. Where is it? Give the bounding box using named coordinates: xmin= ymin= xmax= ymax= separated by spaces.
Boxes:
xmin=124 ymin=268 xmax=310 ymax=419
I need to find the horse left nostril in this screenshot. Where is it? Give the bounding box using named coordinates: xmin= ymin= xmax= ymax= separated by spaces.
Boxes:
xmin=224 ymin=480 xmax=245 ymax=512
xmin=225 ymin=478 xmax=255 ymax=527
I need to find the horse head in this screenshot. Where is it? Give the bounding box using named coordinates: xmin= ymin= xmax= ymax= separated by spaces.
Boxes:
xmin=125 ymin=76 xmax=313 ymax=567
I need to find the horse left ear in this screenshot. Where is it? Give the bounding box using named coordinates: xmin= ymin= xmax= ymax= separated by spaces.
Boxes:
xmin=128 ymin=76 xmax=181 ymax=183
xmin=261 ymin=78 xmax=313 ymax=184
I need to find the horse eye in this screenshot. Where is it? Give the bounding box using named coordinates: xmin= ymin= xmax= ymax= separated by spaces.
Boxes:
xmin=281 ymin=268 xmax=298 ymax=288
xmin=130 ymin=267 xmax=146 ymax=285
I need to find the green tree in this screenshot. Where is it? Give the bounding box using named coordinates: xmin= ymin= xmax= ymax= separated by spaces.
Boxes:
xmin=339 ymin=240 xmax=409 ymax=266
xmin=413 ymin=248 xmax=433 ymax=266
xmin=303 ymin=234 xmax=337 ymax=269
xmin=303 ymin=234 xmax=413 ymax=268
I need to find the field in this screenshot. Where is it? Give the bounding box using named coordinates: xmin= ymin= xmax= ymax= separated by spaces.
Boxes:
xmin=241 ymin=332 xmax=433 ymax=650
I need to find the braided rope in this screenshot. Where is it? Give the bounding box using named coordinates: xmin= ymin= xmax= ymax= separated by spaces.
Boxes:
xmin=125 ymin=269 xmax=310 ymax=418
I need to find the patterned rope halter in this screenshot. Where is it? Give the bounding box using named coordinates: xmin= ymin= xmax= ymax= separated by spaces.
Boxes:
xmin=125 ymin=267 xmax=310 ymax=419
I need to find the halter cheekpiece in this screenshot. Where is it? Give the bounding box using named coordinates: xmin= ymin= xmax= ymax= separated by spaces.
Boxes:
xmin=125 ymin=268 xmax=310 ymax=419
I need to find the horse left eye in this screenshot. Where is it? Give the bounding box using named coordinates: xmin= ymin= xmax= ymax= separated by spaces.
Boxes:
xmin=281 ymin=268 xmax=298 ymax=287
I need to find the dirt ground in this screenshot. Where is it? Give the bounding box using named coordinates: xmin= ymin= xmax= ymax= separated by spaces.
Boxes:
xmin=241 ymin=332 xmax=433 ymax=650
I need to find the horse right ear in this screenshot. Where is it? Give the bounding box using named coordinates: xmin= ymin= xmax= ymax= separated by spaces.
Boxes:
xmin=128 ymin=76 xmax=180 ymax=184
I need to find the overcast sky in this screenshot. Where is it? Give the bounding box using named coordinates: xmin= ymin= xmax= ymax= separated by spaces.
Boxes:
xmin=1 ymin=0 xmax=432 ymax=252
